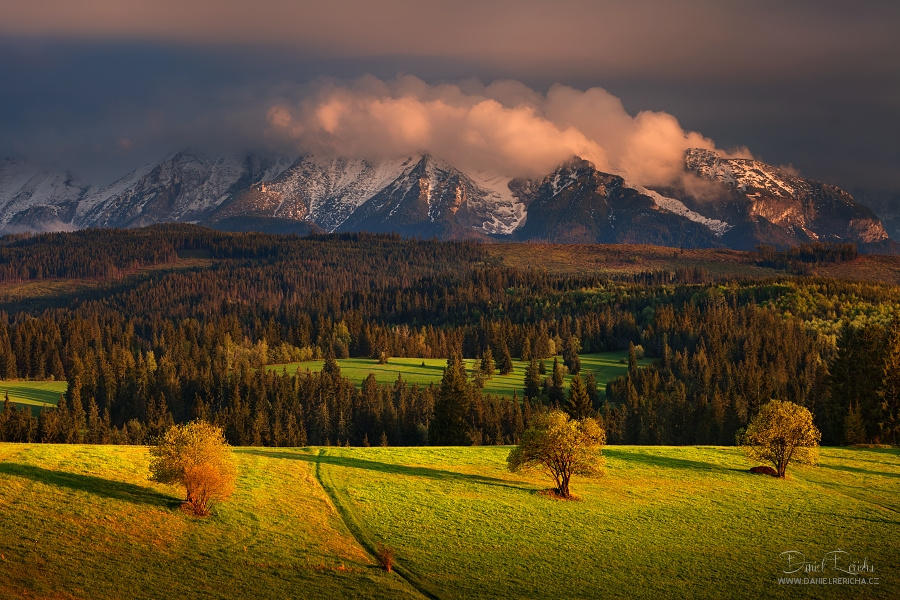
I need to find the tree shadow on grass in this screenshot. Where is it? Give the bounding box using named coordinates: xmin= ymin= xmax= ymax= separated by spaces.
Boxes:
xmin=604 ymin=448 xmax=734 ymax=473
xmin=239 ymin=448 xmax=526 ymax=491
xmin=0 ymin=462 xmax=179 ymax=508
xmin=818 ymin=463 xmax=900 ymax=479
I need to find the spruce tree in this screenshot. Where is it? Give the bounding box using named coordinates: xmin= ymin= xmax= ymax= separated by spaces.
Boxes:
xmin=548 ymin=357 xmax=565 ymax=406
xmin=566 ymin=375 xmax=593 ymax=419
xmin=498 ymin=343 xmax=513 ymax=375
xmin=322 ymin=349 xmax=341 ymax=378
xmin=524 ymin=358 xmax=542 ymax=401
xmin=430 ymin=355 xmax=472 ymax=445
xmin=479 ymin=348 xmax=495 ymax=378
xmin=562 ymin=336 xmax=581 ymax=375
xmin=584 ymin=371 xmax=600 ymax=409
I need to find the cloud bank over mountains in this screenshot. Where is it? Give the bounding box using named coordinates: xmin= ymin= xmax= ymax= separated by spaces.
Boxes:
xmin=266 ymin=77 xmax=748 ymax=186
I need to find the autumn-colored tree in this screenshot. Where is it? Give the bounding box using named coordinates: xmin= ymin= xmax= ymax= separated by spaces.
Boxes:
xmin=149 ymin=421 xmax=237 ymax=516
xmin=741 ymin=400 xmax=821 ymax=478
xmin=507 ymin=410 xmax=606 ymax=498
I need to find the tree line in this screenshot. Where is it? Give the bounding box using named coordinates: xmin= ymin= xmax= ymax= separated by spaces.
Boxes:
xmin=0 ymin=226 xmax=896 ymax=446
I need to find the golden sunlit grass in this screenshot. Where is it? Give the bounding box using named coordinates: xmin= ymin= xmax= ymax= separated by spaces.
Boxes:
xmin=0 ymin=443 xmax=896 ymax=599
xmin=0 ymin=444 xmax=418 ymax=600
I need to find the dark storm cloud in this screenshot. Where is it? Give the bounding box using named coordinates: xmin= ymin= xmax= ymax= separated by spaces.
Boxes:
xmin=0 ymin=0 xmax=898 ymax=192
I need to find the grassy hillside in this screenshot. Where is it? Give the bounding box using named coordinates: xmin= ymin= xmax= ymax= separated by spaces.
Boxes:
xmin=1 ymin=443 xmax=896 ymax=599
xmin=0 ymin=380 xmax=66 ymax=414
xmin=266 ymin=352 xmax=650 ymax=398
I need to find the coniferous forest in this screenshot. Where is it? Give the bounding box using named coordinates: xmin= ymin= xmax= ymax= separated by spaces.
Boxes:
xmin=0 ymin=225 xmax=897 ymax=447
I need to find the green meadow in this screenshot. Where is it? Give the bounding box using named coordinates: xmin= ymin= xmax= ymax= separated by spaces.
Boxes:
xmin=266 ymin=352 xmax=651 ymax=398
xmin=0 ymin=380 xmax=66 ymax=414
xmin=0 ymin=443 xmax=896 ymax=599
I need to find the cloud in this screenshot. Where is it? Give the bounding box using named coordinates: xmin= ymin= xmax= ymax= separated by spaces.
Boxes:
xmin=266 ymin=76 xmax=740 ymax=185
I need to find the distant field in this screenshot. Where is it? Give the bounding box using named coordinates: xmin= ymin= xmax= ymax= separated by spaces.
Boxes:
xmin=487 ymin=243 xmax=900 ymax=285
xmin=0 ymin=443 xmax=896 ymax=599
xmin=0 ymin=257 xmax=213 ymax=307
xmin=0 ymin=380 xmax=65 ymax=414
xmin=267 ymin=352 xmax=652 ymax=398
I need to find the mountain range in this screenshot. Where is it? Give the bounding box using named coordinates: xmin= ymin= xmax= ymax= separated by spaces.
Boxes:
xmin=0 ymin=149 xmax=892 ymax=251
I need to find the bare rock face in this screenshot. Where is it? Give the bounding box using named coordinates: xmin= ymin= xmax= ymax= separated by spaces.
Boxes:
xmin=678 ymin=149 xmax=889 ymax=249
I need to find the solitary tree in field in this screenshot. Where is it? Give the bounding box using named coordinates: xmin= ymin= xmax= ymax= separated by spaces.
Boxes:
xmin=508 ymin=410 xmax=606 ymax=498
xmin=149 ymin=421 xmax=237 ymax=516
xmin=741 ymin=400 xmax=821 ymax=478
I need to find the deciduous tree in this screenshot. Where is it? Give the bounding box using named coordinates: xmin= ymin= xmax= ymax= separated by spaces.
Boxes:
xmin=740 ymin=400 xmax=820 ymax=478
xmin=507 ymin=410 xmax=605 ymax=498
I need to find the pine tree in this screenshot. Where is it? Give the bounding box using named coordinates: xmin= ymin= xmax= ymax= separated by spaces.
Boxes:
xmin=479 ymin=348 xmax=495 ymax=378
xmin=628 ymin=342 xmax=638 ymax=376
xmin=498 ymin=343 xmax=513 ymax=376
xmin=524 ymin=358 xmax=542 ymax=401
xmin=430 ymin=355 xmax=472 ymax=445
xmin=86 ymin=398 xmax=101 ymax=443
xmin=584 ymin=371 xmax=600 ymax=409
xmin=562 ymin=336 xmax=581 ymax=374
xmin=521 ymin=337 xmax=531 ymax=361
xmin=322 ymin=348 xmax=341 ymax=378
xmin=548 ymin=357 xmax=565 ymax=406
xmin=566 ymin=375 xmax=592 ymax=419
xmin=878 ymin=319 xmax=900 ymax=444
xmin=844 ymin=402 xmax=866 ymax=444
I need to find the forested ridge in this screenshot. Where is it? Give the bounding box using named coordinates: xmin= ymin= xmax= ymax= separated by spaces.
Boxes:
xmin=0 ymin=225 xmax=897 ymax=446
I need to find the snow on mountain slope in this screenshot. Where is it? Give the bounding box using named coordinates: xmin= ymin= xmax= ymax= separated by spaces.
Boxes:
xmin=0 ymin=159 xmax=86 ymax=228
xmin=79 ymin=152 xmax=291 ymax=228
xmin=337 ymin=155 xmax=527 ymax=236
xmin=634 ymin=185 xmax=731 ymax=237
xmin=467 ymin=171 xmax=525 ymax=234
xmin=684 ymin=148 xmax=888 ymax=244
xmin=0 ymin=148 xmax=891 ymax=250
xmin=255 ymin=155 xmax=417 ymax=231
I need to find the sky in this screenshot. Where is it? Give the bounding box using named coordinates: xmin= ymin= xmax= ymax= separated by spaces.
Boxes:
xmin=1 ymin=0 xmax=898 ymax=195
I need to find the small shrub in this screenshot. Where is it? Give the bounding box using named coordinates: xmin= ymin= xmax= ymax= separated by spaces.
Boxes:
xmin=749 ymin=465 xmax=778 ymax=477
xmin=375 ymin=543 xmax=395 ymax=572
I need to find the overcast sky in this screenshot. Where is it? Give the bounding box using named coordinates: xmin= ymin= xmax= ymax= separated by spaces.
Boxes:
xmin=1 ymin=0 xmax=898 ymax=194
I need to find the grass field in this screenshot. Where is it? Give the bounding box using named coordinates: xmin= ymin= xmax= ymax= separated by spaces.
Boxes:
xmin=0 ymin=443 xmax=896 ymax=599
xmin=0 ymin=380 xmax=66 ymax=414
xmin=266 ymin=352 xmax=651 ymax=398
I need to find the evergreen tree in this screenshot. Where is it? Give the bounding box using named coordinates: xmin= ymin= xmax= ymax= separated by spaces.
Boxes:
xmin=521 ymin=338 xmax=531 ymax=361
xmin=584 ymin=371 xmax=600 ymax=409
xmin=498 ymin=343 xmax=514 ymax=376
xmin=479 ymin=348 xmax=495 ymax=378
xmin=524 ymin=358 xmax=542 ymax=401
xmin=878 ymin=319 xmax=900 ymax=444
xmin=322 ymin=349 xmax=341 ymax=379
xmin=430 ymin=355 xmax=472 ymax=445
xmin=562 ymin=336 xmax=581 ymax=375
xmin=548 ymin=357 xmax=565 ymax=406
xmin=566 ymin=375 xmax=592 ymax=419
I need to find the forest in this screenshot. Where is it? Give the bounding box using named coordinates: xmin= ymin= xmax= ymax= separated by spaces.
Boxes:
xmin=0 ymin=225 xmax=897 ymax=447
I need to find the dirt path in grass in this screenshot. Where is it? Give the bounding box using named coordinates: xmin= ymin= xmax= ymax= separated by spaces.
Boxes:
xmin=313 ymin=448 xmax=439 ymax=600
